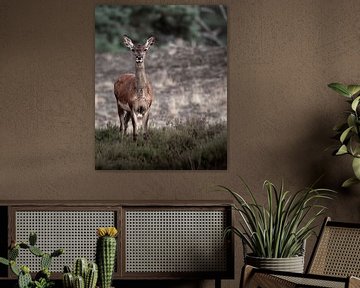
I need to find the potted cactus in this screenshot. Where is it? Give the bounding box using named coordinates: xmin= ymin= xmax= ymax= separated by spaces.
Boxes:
xmin=62 ymin=258 xmax=98 ymax=288
xmin=96 ymin=227 xmax=118 ymax=288
xmin=0 ymin=232 xmax=64 ymax=288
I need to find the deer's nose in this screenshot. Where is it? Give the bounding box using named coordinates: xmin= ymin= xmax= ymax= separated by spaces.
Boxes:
xmin=135 ymin=56 xmax=143 ymax=63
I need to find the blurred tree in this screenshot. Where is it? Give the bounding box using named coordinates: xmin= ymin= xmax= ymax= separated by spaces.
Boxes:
xmin=95 ymin=5 xmax=227 ymax=52
xmin=196 ymin=5 xmax=227 ymax=47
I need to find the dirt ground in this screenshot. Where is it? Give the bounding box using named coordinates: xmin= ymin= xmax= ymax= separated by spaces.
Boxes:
xmin=95 ymin=43 xmax=227 ymax=129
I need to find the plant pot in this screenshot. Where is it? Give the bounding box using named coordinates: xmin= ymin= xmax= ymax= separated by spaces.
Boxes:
xmin=245 ymin=254 xmax=304 ymax=273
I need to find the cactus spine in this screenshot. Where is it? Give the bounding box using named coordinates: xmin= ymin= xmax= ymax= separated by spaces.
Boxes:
xmin=29 ymin=245 xmax=44 ymax=257
xmin=63 ymin=272 xmax=74 ymax=288
xmin=96 ymin=227 xmax=118 ymax=288
xmin=74 ymin=275 xmax=85 ymax=288
xmin=40 ymin=253 xmax=52 ymax=270
xmin=85 ymin=262 xmax=98 ymax=288
xmin=75 ymin=258 xmax=88 ymax=279
xmin=62 ymin=260 xmax=98 ymax=288
xmin=18 ymin=269 xmax=32 ymax=288
xmin=9 ymin=247 xmax=19 ymax=260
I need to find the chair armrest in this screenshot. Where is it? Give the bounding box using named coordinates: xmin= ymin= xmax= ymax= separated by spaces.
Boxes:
xmin=349 ymin=276 xmax=360 ymax=288
xmin=240 ymin=265 xmax=296 ymax=288
xmin=241 ymin=265 xmax=350 ymax=288
xmin=240 ymin=265 xmax=254 ymax=288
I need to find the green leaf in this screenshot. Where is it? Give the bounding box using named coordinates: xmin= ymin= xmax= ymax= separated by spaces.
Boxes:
xmin=352 ymin=157 xmax=360 ymax=179
xmin=349 ymin=135 xmax=360 ymax=156
xmin=351 ymin=96 xmax=360 ymax=111
xmin=0 ymin=257 xmax=9 ymax=266
xmin=221 ymin=178 xmax=335 ymax=258
xmin=340 ymin=126 xmax=353 ymax=143
xmin=336 ymin=144 xmax=348 ymax=155
xmin=347 ymin=114 xmax=356 ymax=128
xmin=328 ymin=83 xmax=351 ymax=97
xmin=10 ymin=261 xmax=20 ymax=276
xmin=342 ymin=177 xmax=360 ymax=188
xmin=347 ymin=85 xmax=360 ymax=97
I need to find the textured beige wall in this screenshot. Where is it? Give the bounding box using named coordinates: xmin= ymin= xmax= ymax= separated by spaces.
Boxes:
xmin=1 ymin=0 xmax=360 ymax=287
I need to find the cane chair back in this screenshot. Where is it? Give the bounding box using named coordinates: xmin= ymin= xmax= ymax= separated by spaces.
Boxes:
xmin=241 ymin=217 xmax=360 ymax=288
xmin=307 ymin=217 xmax=360 ymax=278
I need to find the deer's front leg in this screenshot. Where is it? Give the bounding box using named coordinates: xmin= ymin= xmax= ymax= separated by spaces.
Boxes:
xmin=130 ymin=110 xmax=138 ymax=141
xmin=143 ymin=110 xmax=150 ymax=140
xmin=124 ymin=112 xmax=131 ymax=134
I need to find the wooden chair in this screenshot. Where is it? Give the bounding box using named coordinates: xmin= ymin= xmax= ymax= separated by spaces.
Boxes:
xmin=241 ymin=217 xmax=360 ymax=288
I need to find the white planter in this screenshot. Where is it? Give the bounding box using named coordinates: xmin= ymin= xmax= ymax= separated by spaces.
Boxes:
xmin=245 ymin=254 xmax=305 ymax=273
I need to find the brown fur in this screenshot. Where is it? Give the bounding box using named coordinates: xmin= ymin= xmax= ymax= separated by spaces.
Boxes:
xmin=114 ymin=74 xmax=153 ymax=112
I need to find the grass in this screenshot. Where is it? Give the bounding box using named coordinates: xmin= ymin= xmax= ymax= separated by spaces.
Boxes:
xmin=95 ymin=118 xmax=227 ymax=170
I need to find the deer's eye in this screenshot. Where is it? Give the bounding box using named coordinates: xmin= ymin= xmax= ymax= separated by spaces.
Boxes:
xmin=144 ymin=48 xmax=148 ymax=51
xmin=131 ymin=48 xmax=135 ymax=52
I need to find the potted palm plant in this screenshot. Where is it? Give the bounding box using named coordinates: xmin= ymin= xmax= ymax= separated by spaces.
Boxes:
xmin=328 ymin=82 xmax=360 ymax=187
xmin=219 ymin=178 xmax=334 ymax=273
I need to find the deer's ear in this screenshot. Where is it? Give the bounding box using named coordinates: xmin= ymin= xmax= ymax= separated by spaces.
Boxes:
xmin=144 ymin=36 xmax=155 ymax=50
xmin=123 ymin=35 xmax=135 ymax=50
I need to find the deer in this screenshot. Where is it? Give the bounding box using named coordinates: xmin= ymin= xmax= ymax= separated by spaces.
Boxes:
xmin=114 ymin=35 xmax=155 ymax=141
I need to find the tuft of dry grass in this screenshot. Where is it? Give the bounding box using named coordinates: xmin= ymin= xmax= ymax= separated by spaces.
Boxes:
xmin=95 ymin=118 xmax=227 ymax=170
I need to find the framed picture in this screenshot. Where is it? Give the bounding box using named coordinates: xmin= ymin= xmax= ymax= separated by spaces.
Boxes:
xmin=95 ymin=5 xmax=227 ymax=170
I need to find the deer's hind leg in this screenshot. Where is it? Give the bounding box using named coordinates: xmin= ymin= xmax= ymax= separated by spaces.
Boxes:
xmin=124 ymin=112 xmax=131 ymax=134
xmin=116 ymin=105 xmax=126 ymax=137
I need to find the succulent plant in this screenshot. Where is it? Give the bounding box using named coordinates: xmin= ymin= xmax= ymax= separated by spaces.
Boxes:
xmin=62 ymin=259 xmax=98 ymax=288
xmin=33 ymin=277 xmax=54 ymax=288
xmin=0 ymin=232 xmax=63 ymax=288
xmin=96 ymin=227 xmax=118 ymax=288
